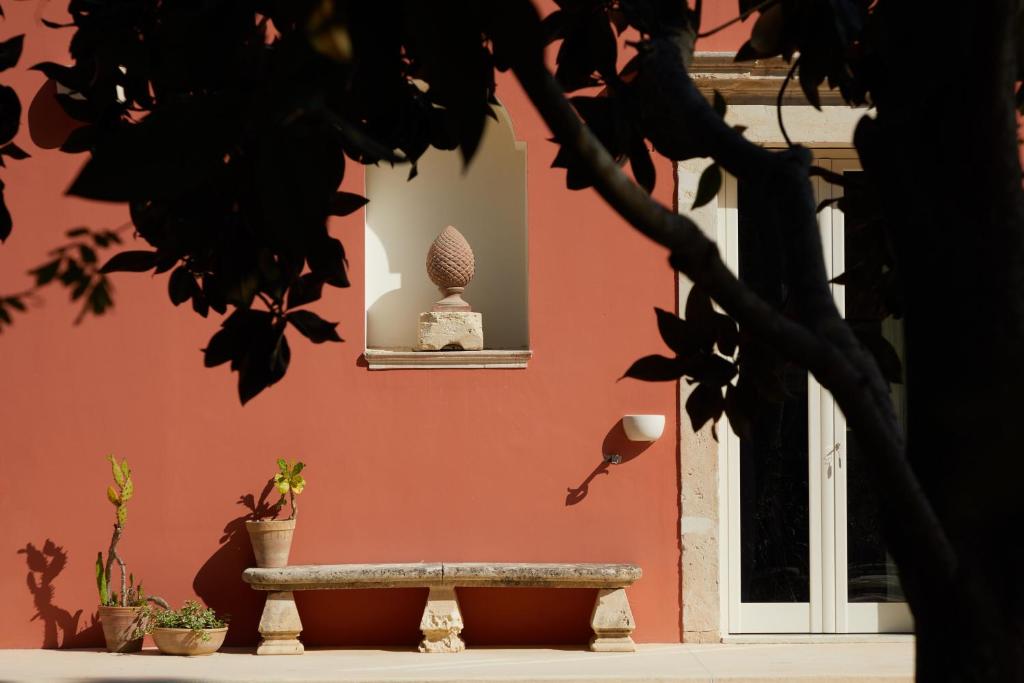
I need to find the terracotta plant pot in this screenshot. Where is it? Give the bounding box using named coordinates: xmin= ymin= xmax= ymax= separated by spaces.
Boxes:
xmin=152 ymin=627 xmax=228 ymax=656
xmin=98 ymin=605 xmax=145 ymax=653
xmin=245 ymin=518 xmax=296 ymax=568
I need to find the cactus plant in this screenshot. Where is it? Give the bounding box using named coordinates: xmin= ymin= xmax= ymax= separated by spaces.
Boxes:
xmin=96 ymin=455 xmax=167 ymax=608
xmin=273 ymin=459 xmax=306 ymax=520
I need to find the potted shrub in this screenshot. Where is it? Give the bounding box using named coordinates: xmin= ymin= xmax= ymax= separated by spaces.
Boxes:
xmin=139 ymin=601 xmax=228 ymax=656
xmin=245 ymin=459 xmax=306 ymax=567
xmin=96 ymin=455 xmax=168 ymax=653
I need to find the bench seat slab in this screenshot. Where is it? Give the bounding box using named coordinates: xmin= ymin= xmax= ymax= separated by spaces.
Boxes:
xmin=442 ymin=563 xmax=641 ymax=588
xmin=244 ymin=563 xmax=443 ymax=591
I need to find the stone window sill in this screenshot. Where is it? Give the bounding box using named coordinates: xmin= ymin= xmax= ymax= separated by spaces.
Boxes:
xmin=364 ymin=348 xmax=532 ymax=370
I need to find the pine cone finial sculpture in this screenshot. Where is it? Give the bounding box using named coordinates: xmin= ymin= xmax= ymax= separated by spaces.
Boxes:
xmin=426 ymin=226 xmax=475 ymax=312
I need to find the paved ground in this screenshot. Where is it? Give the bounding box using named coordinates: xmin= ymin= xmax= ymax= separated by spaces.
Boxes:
xmin=0 ymin=642 xmax=914 ymax=682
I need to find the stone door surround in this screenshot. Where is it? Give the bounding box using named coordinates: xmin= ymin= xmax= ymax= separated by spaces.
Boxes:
xmin=242 ymin=562 xmax=642 ymax=655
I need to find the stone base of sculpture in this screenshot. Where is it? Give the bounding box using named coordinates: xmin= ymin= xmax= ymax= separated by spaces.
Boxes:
xmin=416 ymin=311 xmax=483 ymax=351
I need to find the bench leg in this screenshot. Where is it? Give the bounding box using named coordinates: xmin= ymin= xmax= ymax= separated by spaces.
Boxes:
xmin=257 ymin=591 xmax=304 ymax=655
xmin=419 ymin=585 xmax=465 ymax=653
xmin=590 ymin=587 xmax=636 ymax=652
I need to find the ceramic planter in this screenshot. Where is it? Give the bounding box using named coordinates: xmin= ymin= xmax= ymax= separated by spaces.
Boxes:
xmin=98 ymin=605 xmax=145 ymax=653
xmin=245 ymin=518 xmax=296 ymax=568
xmin=152 ymin=627 xmax=228 ymax=656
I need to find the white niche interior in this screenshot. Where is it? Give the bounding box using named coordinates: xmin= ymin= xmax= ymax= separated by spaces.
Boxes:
xmin=364 ymin=104 xmax=529 ymax=367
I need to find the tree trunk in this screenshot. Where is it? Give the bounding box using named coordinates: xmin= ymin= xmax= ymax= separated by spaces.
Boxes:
xmin=863 ymin=1 xmax=1024 ymax=679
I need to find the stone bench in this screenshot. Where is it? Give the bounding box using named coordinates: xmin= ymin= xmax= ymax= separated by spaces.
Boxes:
xmin=241 ymin=562 xmax=642 ymax=655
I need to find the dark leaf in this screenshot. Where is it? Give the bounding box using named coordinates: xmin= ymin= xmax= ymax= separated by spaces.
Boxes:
xmin=191 ymin=290 xmax=209 ymax=318
xmin=628 ymin=139 xmax=655 ymax=193
xmin=750 ymin=4 xmax=784 ymax=57
xmin=685 ymin=382 xmax=725 ymax=433
xmin=0 ymin=180 xmax=10 ymax=242
xmin=65 ymin=227 xmax=89 ymax=237
xmin=540 ymin=9 xmax=565 ymax=43
xmin=714 ymin=314 xmax=739 ymax=357
xmin=287 ymin=273 xmax=325 ymax=309
xmin=685 ymin=286 xmax=717 ymax=351
xmin=724 ymin=382 xmax=755 ymax=440
xmin=5 ymin=296 xmax=24 ymax=311
xmin=168 ymin=266 xmax=196 ymax=306
xmin=853 ymin=326 xmax=903 ymax=384
xmin=328 ymin=192 xmax=369 ymax=217
xmin=655 ymin=307 xmax=700 ymax=356
xmin=286 ymin=309 xmax=342 ymax=343
xmin=0 ymin=35 xmax=24 ymax=73
xmin=0 ymin=86 xmax=21 ymax=145
xmin=713 ymin=89 xmax=727 ymax=118
xmin=78 ymin=244 xmax=96 ymax=264
xmin=692 ymin=163 xmax=722 ymax=209
xmin=622 ymin=354 xmax=685 ymax=382
xmin=817 ymin=197 xmax=840 ymax=213
xmin=690 ymin=354 xmax=738 ymax=386
xmin=307 ymin=237 xmax=349 ymax=288
xmin=734 ymin=40 xmax=759 ymax=62
xmin=0 ymin=142 xmax=28 ymax=160
xmin=59 ymin=125 xmax=95 ymax=153
xmin=99 ymin=250 xmax=158 ymax=273
xmin=31 ymin=259 xmax=60 ymax=286
xmin=203 ymin=328 xmax=237 ymax=368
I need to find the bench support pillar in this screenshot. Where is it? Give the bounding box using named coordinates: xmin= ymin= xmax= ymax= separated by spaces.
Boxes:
xmin=590 ymin=587 xmax=636 ymax=652
xmin=257 ymin=591 xmax=304 ymax=655
xmin=419 ymin=585 xmax=465 ymax=653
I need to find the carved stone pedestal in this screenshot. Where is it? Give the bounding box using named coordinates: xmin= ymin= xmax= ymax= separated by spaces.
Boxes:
xmin=589 ymin=587 xmax=636 ymax=652
xmin=257 ymin=591 xmax=304 ymax=655
xmin=416 ymin=311 xmax=483 ymax=351
xmin=419 ymin=586 xmax=465 ymax=653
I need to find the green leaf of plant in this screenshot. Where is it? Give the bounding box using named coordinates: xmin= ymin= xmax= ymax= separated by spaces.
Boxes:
xmin=692 ymin=163 xmax=722 ymax=209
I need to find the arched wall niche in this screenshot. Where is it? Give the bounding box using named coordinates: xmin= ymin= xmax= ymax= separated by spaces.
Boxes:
xmin=364 ymin=103 xmax=528 ymax=355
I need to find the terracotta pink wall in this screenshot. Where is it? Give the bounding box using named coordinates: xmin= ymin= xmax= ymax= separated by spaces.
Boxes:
xmin=0 ymin=3 xmax=694 ymax=648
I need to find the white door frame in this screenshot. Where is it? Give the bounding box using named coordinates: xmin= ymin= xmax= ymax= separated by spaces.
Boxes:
xmin=719 ymin=152 xmax=913 ymax=634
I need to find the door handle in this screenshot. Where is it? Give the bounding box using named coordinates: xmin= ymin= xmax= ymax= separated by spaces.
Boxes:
xmin=824 ymin=442 xmax=840 ymax=478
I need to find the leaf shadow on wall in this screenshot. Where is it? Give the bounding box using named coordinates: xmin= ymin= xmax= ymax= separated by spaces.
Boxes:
xmin=193 ymin=480 xmax=279 ymax=646
xmin=27 ymin=79 xmax=82 ymax=150
xmin=18 ymin=540 xmax=103 ymax=648
xmin=565 ymin=421 xmax=653 ymax=506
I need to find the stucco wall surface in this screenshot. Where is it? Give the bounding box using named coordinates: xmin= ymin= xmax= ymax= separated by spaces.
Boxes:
xmin=0 ymin=2 xmax=684 ymax=648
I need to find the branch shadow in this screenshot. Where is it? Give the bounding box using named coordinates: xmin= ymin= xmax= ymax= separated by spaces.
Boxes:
xmin=565 ymin=420 xmax=654 ymax=506
xmin=192 ymin=480 xmax=279 ymax=646
xmin=18 ymin=540 xmax=102 ymax=648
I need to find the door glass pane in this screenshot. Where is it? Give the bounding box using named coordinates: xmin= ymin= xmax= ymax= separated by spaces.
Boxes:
xmin=840 ymin=170 xmax=905 ymax=603
xmin=737 ymin=180 xmax=810 ymax=603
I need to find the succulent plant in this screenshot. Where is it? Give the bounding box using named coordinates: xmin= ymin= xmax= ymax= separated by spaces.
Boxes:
xmin=95 ymin=455 xmax=167 ymax=609
xmin=135 ymin=600 xmax=227 ymax=641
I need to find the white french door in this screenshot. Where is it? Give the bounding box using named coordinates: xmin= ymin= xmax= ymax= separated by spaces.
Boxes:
xmin=720 ymin=154 xmax=913 ymax=634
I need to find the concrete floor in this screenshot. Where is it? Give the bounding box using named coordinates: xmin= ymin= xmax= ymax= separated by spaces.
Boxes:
xmin=0 ymin=642 xmax=914 ymax=682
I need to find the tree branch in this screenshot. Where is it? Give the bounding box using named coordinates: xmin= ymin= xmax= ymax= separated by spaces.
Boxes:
xmin=508 ymin=33 xmax=957 ymax=595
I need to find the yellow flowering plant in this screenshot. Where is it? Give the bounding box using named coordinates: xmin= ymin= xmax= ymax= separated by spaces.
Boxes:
xmin=273 ymin=459 xmax=306 ymax=520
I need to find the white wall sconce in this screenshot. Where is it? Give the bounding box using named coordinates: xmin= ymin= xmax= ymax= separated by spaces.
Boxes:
xmin=622 ymin=415 xmax=666 ymax=442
